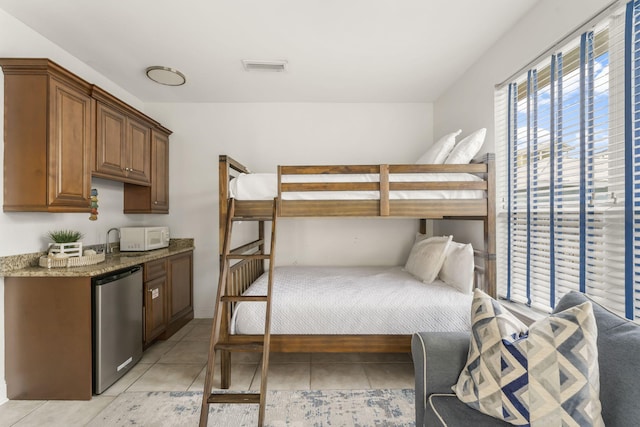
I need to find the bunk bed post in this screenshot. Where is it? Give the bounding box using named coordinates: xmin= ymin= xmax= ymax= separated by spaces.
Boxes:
xmin=484 ymin=153 xmax=497 ymax=298
xmin=219 ymin=156 xmax=230 ymax=255
xmin=379 ymin=164 xmax=390 ymax=216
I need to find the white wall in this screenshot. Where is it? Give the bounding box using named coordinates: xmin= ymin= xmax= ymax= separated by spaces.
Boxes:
xmin=144 ymin=102 xmax=434 ymax=319
xmin=433 ymin=0 xmax=614 ymax=248
xmin=0 ymin=9 xmax=434 ymax=403
xmin=0 ymin=8 xmax=160 ymax=403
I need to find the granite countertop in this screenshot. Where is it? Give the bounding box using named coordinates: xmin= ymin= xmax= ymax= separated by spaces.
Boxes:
xmin=0 ymin=238 xmax=194 ymax=278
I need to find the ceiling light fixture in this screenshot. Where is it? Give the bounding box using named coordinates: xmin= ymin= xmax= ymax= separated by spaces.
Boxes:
xmin=145 ymin=66 xmax=186 ymax=86
xmin=242 ymin=60 xmax=288 ymax=72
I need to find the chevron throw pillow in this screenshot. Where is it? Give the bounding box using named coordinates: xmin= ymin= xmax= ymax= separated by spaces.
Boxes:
xmin=454 ymin=289 xmax=604 ymax=426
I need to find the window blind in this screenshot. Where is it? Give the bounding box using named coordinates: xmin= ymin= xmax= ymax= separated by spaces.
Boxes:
xmin=496 ymin=3 xmax=630 ymax=318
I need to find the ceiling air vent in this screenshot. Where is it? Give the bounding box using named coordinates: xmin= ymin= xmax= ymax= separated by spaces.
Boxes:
xmin=242 ymin=60 xmax=288 ymax=72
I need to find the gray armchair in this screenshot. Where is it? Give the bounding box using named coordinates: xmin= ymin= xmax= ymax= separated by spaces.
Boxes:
xmin=412 ymin=292 xmax=640 ymax=427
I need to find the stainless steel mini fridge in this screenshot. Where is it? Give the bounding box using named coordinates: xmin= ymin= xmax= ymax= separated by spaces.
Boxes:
xmin=92 ymin=265 xmax=143 ymax=394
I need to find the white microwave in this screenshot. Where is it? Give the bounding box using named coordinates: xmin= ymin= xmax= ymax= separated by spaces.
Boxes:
xmin=119 ymin=226 xmax=170 ymax=251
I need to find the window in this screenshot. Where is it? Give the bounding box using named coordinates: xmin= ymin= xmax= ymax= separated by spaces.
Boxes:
xmin=496 ymin=2 xmax=638 ymax=319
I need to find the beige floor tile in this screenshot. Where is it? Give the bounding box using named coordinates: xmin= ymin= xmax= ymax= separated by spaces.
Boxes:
xmin=181 ymin=323 xmax=213 ymax=342
xmin=363 ymin=363 xmax=415 ymax=389
xmin=158 ymin=340 xmax=210 ymax=364
xmin=99 ymin=363 xmax=153 ymax=396
xmin=12 ymin=396 xmax=114 ymax=427
xmin=311 ymin=363 xmax=371 ymax=390
xmin=166 ymin=322 xmax=196 ymax=341
xmin=251 ymin=363 xmax=311 ymax=390
xmin=311 ymin=352 xmax=365 ymax=363
xmin=0 ymin=400 xmax=45 ymax=427
xmin=231 ymin=351 xmax=263 ymax=364
xmin=269 ymin=352 xmax=311 ymax=364
xmin=190 ymin=318 xmax=213 ymax=325
xmin=188 ymin=363 xmax=259 ymax=392
xmin=127 ymin=364 xmax=204 ymax=392
xmin=356 ymin=352 xmax=413 ymax=363
xmin=139 ymin=339 xmax=179 ymax=364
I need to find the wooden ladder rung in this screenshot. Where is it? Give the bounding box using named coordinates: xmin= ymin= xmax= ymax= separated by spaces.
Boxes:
xmin=207 ymin=392 xmax=261 ymax=404
xmin=232 ymin=216 xmax=273 ymax=222
xmin=227 ymin=254 xmax=271 ymax=260
xmin=215 ymin=341 xmax=264 ymax=352
xmin=221 ymin=295 xmax=268 ymax=302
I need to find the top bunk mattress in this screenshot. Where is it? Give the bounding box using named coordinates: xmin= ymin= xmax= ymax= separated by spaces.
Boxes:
xmin=229 ymin=172 xmax=485 ymax=201
xmin=230 ymin=265 xmax=473 ymax=335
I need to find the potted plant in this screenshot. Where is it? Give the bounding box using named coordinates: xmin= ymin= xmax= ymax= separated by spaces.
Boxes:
xmin=47 ymin=229 xmax=84 ymax=258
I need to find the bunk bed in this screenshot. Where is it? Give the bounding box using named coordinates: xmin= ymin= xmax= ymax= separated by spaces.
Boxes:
xmin=216 ymin=153 xmax=496 ymax=385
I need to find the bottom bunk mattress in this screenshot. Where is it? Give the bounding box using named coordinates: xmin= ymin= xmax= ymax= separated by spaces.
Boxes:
xmin=230 ymin=265 xmax=473 ymax=335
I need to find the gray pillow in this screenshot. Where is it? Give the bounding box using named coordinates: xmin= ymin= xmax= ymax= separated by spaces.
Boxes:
xmin=555 ymin=292 xmax=640 ymax=427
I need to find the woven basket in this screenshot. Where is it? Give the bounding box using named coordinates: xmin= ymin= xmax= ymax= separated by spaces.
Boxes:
xmin=39 ymin=252 xmax=105 ymax=268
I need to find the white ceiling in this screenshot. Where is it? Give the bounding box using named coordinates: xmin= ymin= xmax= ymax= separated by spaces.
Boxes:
xmin=0 ymin=0 xmax=538 ymax=103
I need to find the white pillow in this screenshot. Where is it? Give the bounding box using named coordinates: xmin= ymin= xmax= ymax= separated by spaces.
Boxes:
xmin=445 ymin=128 xmax=486 ymax=164
xmin=439 ymin=242 xmax=474 ymax=294
xmin=415 ymin=129 xmax=462 ymax=164
xmin=404 ymin=235 xmax=452 ymax=283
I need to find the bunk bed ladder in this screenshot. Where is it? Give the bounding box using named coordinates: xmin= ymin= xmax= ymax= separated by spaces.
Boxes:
xmin=200 ymin=197 xmax=278 ymax=427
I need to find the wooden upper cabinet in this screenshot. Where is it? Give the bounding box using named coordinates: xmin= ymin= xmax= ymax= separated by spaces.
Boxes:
xmin=124 ymin=128 xmax=170 ymax=214
xmin=94 ymin=90 xmax=151 ymax=185
xmin=95 ymin=102 xmax=126 ymax=178
xmin=1 ymin=58 xmax=172 ymax=213
xmin=126 ymin=117 xmax=151 ymax=184
xmin=151 ymin=130 xmax=170 ymax=211
xmin=0 ymin=58 xmax=93 ymax=212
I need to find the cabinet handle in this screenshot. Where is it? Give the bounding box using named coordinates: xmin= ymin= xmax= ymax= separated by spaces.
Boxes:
xmin=154 ymin=201 xmax=158 ymax=205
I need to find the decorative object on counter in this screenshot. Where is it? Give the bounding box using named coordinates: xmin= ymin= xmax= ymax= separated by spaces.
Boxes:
xmin=47 ymin=229 xmax=85 ymax=258
xmin=90 ymin=188 xmax=99 ymax=221
xmin=39 ymin=252 xmax=105 ymax=269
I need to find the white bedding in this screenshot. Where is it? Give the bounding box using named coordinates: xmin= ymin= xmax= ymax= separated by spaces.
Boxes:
xmin=229 ymin=172 xmax=484 ymax=201
xmin=230 ymin=266 xmax=473 ymax=335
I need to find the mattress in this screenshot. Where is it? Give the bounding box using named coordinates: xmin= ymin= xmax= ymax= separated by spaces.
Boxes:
xmin=230 ymin=265 xmax=473 ymax=335
xmin=229 ymin=172 xmax=484 ymax=200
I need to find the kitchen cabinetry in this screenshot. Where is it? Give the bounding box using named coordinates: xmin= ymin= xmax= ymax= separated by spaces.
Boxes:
xmin=165 ymin=251 xmax=194 ymax=337
xmin=3 ymin=245 xmax=193 ymax=400
xmin=5 ymin=276 xmax=93 ymax=399
xmin=0 ymin=58 xmax=93 ymax=212
xmin=143 ymin=259 xmax=168 ymax=345
xmin=143 ymin=251 xmax=193 ymax=347
xmin=93 ymin=87 xmax=151 ymax=185
xmin=124 ymin=129 xmax=170 ymax=213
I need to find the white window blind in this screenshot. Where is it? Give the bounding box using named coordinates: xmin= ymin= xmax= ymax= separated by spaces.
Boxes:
xmin=496 ymin=3 xmax=631 ymax=318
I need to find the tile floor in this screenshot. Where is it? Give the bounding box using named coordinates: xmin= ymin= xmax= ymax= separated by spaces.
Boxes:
xmin=0 ymin=318 xmax=415 ymax=426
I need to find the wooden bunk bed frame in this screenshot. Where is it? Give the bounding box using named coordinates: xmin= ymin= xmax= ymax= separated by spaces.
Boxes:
xmin=217 ymin=153 xmax=495 ymax=385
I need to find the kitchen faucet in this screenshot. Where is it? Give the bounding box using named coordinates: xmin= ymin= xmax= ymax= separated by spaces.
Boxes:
xmin=105 ymin=228 xmax=119 ymax=254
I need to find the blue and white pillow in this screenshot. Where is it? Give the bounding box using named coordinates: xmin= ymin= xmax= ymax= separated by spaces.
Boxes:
xmin=454 ymin=289 xmax=604 ymax=426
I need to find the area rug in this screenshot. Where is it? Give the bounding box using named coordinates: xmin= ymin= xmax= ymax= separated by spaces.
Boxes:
xmin=88 ymin=389 xmax=415 ymax=426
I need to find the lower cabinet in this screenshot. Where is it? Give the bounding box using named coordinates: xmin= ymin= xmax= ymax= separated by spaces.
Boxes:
xmin=143 ymin=251 xmax=193 ymax=347
xmin=144 ymin=275 xmax=168 ymax=345
xmin=5 ymin=276 xmax=93 ymax=400
xmin=165 ymin=251 xmax=194 ymax=337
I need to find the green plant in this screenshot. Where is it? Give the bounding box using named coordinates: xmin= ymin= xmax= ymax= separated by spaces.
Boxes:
xmin=47 ymin=229 xmax=84 ymax=243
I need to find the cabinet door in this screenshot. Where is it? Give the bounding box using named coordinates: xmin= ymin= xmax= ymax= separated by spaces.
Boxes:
xmin=168 ymin=252 xmax=193 ymax=324
xmin=123 ymin=129 xmax=170 ymax=214
xmin=151 ymin=130 xmax=169 ymax=211
xmin=125 ymin=117 xmax=151 ymax=184
xmin=95 ymin=102 xmax=127 ymax=178
xmin=47 ymin=77 xmax=93 ymax=210
xmin=144 ymin=276 xmax=167 ymax=345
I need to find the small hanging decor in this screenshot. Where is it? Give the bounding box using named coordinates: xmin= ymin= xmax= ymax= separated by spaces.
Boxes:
xmin=90 ymin=188 xmax=99 ymax=221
